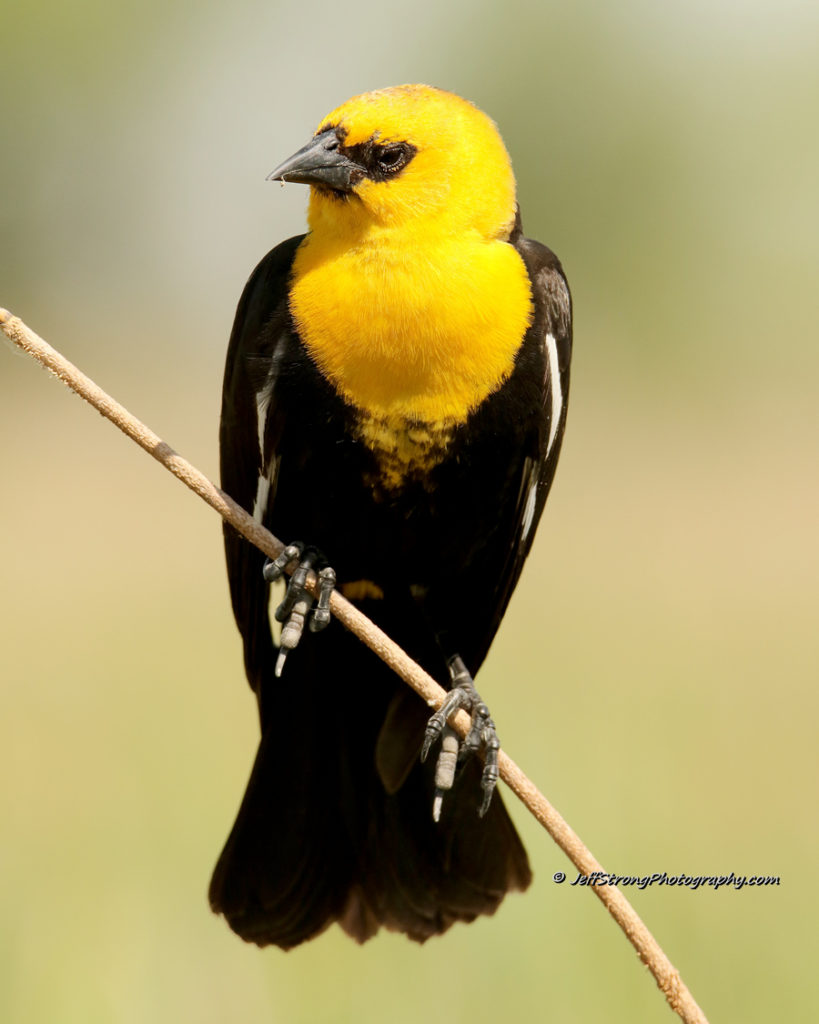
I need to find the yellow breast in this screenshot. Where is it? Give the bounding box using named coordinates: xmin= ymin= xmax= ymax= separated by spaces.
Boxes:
xmin=289 ymin=227 xmax=533 ymax=448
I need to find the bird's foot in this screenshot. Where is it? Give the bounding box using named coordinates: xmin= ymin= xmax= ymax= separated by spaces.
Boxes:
xmin=421 ymin=655 xmax=500 ymax=822
xmin=262 ymin=543 xmax=336 ymax=677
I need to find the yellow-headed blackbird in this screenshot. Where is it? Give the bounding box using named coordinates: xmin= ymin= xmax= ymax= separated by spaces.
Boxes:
xmin=210 ymin=85 xmax=572 ymax=948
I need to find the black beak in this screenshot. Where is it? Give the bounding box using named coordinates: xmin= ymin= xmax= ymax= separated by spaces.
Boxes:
xmin=267 ymin=128 xmax=363 ymax=192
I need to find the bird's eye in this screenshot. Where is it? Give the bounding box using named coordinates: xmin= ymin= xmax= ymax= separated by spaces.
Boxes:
xmin=375 ymin=144 xmax=411 ymax=175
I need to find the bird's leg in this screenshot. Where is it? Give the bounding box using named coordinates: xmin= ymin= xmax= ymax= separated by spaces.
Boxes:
xmin=262 ymin=543 xmax=336 ymax=677
xmin=421 ymin=655 xmax=501 ymax=821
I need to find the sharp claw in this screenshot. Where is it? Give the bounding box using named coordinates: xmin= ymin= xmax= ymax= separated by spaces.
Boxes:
xmin=479 ymin=763 xmax=499 ymax=817
xmin=479 ymin=781 xmax=495 ymax=818
xmin=421 ymin=716 xmax=442 ymax=765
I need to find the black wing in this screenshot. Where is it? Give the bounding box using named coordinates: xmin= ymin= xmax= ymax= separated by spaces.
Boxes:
xmin=219 ymin=235 xmax=304 ymax=696
xmin=444 ymin=226 xmax=572 ymax=670
xmin=502 ymin=228 xmax=573 ymax=602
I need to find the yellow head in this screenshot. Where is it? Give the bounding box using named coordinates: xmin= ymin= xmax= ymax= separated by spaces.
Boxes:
xmin=270 ymin=85 xmax=518 ymax=241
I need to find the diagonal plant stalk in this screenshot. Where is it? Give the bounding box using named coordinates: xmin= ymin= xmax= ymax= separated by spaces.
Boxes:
xmin=1 ymin=308 xmax=709 ymax=1024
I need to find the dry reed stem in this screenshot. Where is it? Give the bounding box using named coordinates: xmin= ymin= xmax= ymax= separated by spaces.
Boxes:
xmin=1 ymin=308 xmax=709 ymax=1024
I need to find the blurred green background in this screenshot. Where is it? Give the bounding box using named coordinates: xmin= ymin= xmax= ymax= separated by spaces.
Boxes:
xmin=2 ymin=1 xmax=817 ymax=1021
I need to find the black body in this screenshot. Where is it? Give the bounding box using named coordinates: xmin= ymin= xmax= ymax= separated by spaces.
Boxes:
xmin=210 ymin=218 xmax=572 ymax=947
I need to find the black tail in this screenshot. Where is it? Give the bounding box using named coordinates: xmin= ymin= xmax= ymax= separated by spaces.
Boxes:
xmin=209 ymin=629 xmax=531 ymax=948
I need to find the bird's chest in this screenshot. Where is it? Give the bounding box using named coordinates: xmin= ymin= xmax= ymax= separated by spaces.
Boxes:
xmin=288 ymin=235 xmax=532 ymax=427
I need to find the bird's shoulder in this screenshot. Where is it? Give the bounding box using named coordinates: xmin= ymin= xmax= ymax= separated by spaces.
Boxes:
xmin=513 ymin=229 xmax=572 ymax=355
xmin=224 ymin=234 xmax=305 ymax=367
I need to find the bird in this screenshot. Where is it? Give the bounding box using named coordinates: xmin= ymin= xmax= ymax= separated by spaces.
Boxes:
xmin=210 ymin=84 xmax=572 ymax=949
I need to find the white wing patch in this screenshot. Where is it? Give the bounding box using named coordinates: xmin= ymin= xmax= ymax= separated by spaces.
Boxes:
xmin=254 ymin=349 xmax=283 ymax=525
xmin=252 ymin=474 xmax=270 ymax=523
xmin=521 ymin=473 xmax=539 ymax=544
xmin=252 ymin=455 xmax=280 ymax=523
xmin=254 ymin=338 xmax=285 ymax=468
xmin=253 ymin=385 xmax=272 ymax=523
xmin=522 ymin=456 xmax=540 ymax=544
xmin=255 ymin=387 xmax=269 ymax=467
xmin=544 ymin=331 xmax=563 ymax=458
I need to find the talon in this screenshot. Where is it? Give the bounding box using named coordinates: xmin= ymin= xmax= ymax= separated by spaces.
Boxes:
xmin=479 ymin=775 xmax=496 ymax=817
xmin=263 ymin=542 xmax=336 ymax=676
xmin=424 ymin=656 xmax=502 ymax=819
xmin=421 ymin=711 xmax=444 ymax=763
